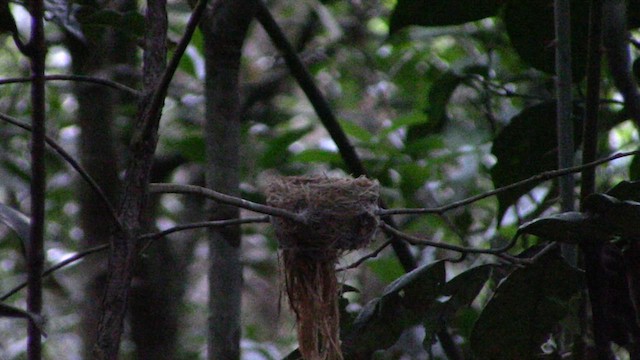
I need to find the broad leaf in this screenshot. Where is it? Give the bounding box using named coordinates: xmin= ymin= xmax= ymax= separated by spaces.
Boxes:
xmin=290 ymin=149 xmax=342 ymax=166
xmin=259 ymin=126 xmax=313 ymax=168
xmin=470 ymin=252 xmax=582 ymax=359
xmin=490 ymin=101 xmax=581 ymax=221
xmin=583 ymin=193 xmax=640 ymax=238
xmin=408 ymin=65 xmax=488 ymax=142
xmin=389 ymin=0 xmax=502 ymax=33
xmin=0 ymin=203 xmax=30 ymax=254
xmin=517 ymin=212 xmax=602 ymax=244
xmin=423 ymin=265 xmax=493 ymax=345
xmin=342 ymin=261 xmax=446 ymax=357
xmin=503 ymin=0 xmax=589 ymax=81
xmin=0 ymin=0 xmax=17 ymax=36
xmin=605 ymin=180 xmax=640 ymax=202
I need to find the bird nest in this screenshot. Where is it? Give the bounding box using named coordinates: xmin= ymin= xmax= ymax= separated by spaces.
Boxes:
xmin=265 ymin=175 xmax=380 ymax=360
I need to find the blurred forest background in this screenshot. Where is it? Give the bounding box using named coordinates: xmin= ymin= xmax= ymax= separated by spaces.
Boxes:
xmin=2 ymin=0 xmax=640 ymax=359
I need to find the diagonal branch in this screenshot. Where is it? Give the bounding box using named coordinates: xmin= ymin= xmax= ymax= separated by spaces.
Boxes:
xmin=381 ymin=222 xmax=519 ymax=256
xmin=0 ymin=217 xmax=268 ymax=302
xmin=255 ymin=1 xmax=418 ymax=274
xmin=378 ymin=150 xmax=640 ymax=216
xmin=0 ymin=75 xmax=140 ymax=97
xmin=0 ymin=112 xmax=124 ymax=233
xmin=132 ymin=0 xmax=212 ymax=145
xmin=148 ymin=183 xmax=304 ymax=222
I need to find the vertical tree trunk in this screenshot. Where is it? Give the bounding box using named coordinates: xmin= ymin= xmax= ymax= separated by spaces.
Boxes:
xmin=26 ymin=0 xmax=47 ymax=357
xmin=201 ymin=1 xmax=256 ymax=359
xmin=93 ymin=0 xmax=168 ymax=356
xmin=65 ymin=0 xmax=136 ymax=357
xmin=129 ymin=157 xmax=189 ymax=360
xmin=67 ymin=31 xmax=124 ymax=360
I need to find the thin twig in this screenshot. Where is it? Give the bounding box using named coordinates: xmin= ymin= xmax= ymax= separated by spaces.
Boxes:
xmin=336 ymin=239 xmax=393 ymax=271
xmin=0 ymin=112 xmax=125 ymax=234
xmin=378 ymin=150 xmax=640 ymax=216
xmin=149 ymin=183 xmax=305 ymax=222
xmin=0 ymin=244 xmax=109 ymax=302
xmin=138 ymin=216 xmax=270 ymax=241
xmin=0 ymin=217 xmax=266 ymax=301
xmin=381 ymin=222 xmax=519 ymax=255
xmin=132 ymin=0 xmax=211 ymax=145
xmin=137 ymin=216 xmax=270 ymax=253
xmin=0 ymin=75 xmax=140 ymax=97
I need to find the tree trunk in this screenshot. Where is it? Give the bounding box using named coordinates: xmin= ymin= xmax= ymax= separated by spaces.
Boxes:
xmin=201 ymin=1 xmax=256 ymax=359
xmin=65 ymin=0 xmax=136 ymax=355
xmin=93 ymin=0 xmax=168 ymax=356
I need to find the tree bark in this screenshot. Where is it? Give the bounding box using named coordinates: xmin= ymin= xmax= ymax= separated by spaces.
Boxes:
xmin=66 ymin=2 xmax=134 ymax=353
xmin=92 ymin=0 xmax=168 ymax=357
xmin=201 ymin=1 xmax=256 ymax=359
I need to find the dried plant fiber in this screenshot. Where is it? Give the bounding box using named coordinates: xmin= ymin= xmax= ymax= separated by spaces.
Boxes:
xmin=266 ymin=175 xmax=379 ymax=360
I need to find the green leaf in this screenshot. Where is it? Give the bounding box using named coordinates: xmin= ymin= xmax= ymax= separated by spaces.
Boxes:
xmin=338 ymin=120 xmax=374 ymax=143
xmin=290 ymin=149 xmax=342 ymax=166
xmin=166 ymin=133 xmax=205 ymax=163
xmin=503 ymin=0 xmax=589 ymax=81
xmin=606 ymin=180 xmax=640 ymax=201
xmin=259 ymin=126 xmax=313 ymax=168
xmin=517 ymin=212 xmax=603 ymax=244
xmin=397 ymin=162 xmax=431 ymax=200
xmin=408 ymin=65 xmax=488 ymax=142
xmin=423 ymin=265 xmax=493 ymax=345
xmin=380 ymin=112 xmax=426 ymax=138
xmin=381 ymin=259 xmax=446 ymax=310
xmin=0 ymin=203 xmax=30 ymax=255
xmin=583 ymin=193 xmax=640 ymax=238
xmin=470 ymin=252 xmax=583 ymax=360
xmin=121 ymin=11 xmax=145 ymax=37
xmin=0 ymin=0 xmax=18 ymax=35
xmin=490 ymin=101 xmax=582 ymax=221
xmin=389 ymin=0 xmax=502 ymax=33
xmin=342 ymin=261 xmax=446 ymax=357
xmin=366 ymin=256 xmax=405 ymax=283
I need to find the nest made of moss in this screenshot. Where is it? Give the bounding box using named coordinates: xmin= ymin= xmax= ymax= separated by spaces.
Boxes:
xmin=266 ymin=175 xmax=380 ymax=360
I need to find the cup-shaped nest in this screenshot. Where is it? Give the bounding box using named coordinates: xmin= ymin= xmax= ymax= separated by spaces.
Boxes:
xmin=266 ymin=175 xmax=380 ymax=360
xmin=266 ymin=175 xmax=380 ymax=256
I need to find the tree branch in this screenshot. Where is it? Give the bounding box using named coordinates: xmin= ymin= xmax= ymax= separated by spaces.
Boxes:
xmin=131 ymin=0 xmax=211 ymax=146
xmin=255 ymin=0 xmax=418 ymax=273
xmin=148 ymin=183 xmax=304 ymax=222
xmin=0 ymin=75 xmax=140 ymax=97
xmin=378 ymin=150 xmax=640 ymax=216
xmin=380 ymin=222 xmax=519 ymax=256
xmin=336 ymin=239 xmax=393 ymax=271
xmin=0 ymin=217 xmax=268 ymax=302
xmin=0 ymin=112 xmax=125 ymax=234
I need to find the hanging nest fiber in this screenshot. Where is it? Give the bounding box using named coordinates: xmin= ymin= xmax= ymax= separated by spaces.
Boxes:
xmin=266 ymin=175 xmax=380 ymax=360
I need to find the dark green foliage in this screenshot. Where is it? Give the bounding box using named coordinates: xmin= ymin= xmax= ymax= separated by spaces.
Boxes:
xmin=422 ymin=265 xmax=493 ymax=346
xmin=0 ymin=203 xmax=29 ymax=256
xmin=342 ymin=261 xmax=446 ymax=357
xmin=517 ymin=212 xmax=600 ymax=244
xmin=470 ymin=252 xmax=583 ymax=360
xmin=490 ymin=101 xmax=581 ymax=221
xmin=407 ymin=65 xmax=488 ymax=142
xmin=389 ymin=0 xmax=502 ymax=33
xmin=503 ymin=0 xmax=589 ymax=81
